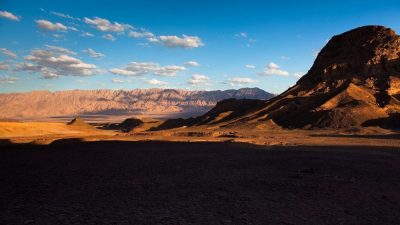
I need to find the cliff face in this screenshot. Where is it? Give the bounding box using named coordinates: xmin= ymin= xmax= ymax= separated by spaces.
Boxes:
xmin=156 ymin=26 xmax=400 ymax=130
xmin=0 ymin=88 xmax=274 ymax=119
xmin=269 ymin=26 xmax=400 ymax=128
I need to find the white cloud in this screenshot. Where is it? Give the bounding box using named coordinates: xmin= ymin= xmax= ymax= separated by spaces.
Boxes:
xmin=84 ymin=17 xmax=132 ymax=32
xmin=50 ymin=11 xmax=80 ymax=21
xmin=154 ymin=65 xmax=186 ymax=76
xmin=0 ymin=75 xmax=18 ymax=84
xmin=245 ymin=64 xmax=256 ymax=69
xmin=259 ymin=62 xmax=289 ymax=76
xmin=188 ymin=74 xmax=210 ymax=85
xmin=158 ymin=35 xmax=204 ymax=48
xmin=228 ymin=77 xmax=257 ymax=86
xmin=15 ymin=62 xmax=40 ymax=72
xmin=111 ymin=78 xmax=124 ymax=83
xmin=110 ymin=68 xmax=136 ymax=76
xmin=0 ymin=48 xmax=17 ymax=59
xmin=102 ymin=34 xmax=116 ymax=41
xmin=293 ymin=72 xmax=306 ymax=78
xmin=144 ymin=78 xmax=167 ymax=86
xmin=184 ymin=61 xmax=199 ymax=67
xmin=110 ymin=62 xmax=185 ymax=77
xmin=0 ymin=62 xmax=10 ymax=70
xmin=45 ymin=45 xmax=76 ymax=55
xmin=147 ymin=37 xmax=160 ymax=43
xmin=127 ymin=27 xmax=204 ymax=49
xmin=21 ymin=48 xmax=97 ymax=79
xmin=0 ymin=10 xmax=20 ymax=21
xmin=36 ymin=19 xmax=67 ymax=31
xmin=128 ymin=31 xmax=155 ymax=39
xmin=84 ymin=48 xmax=105 ymax=58
xmin=68 ymin=26 xmax=79 ymax=31
xmin=81 ymin=32 xmax=94 ymax=37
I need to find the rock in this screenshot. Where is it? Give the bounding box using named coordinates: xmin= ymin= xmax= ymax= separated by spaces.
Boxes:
xmin=67 ymin=117 xmax=92 ymax=127
xmin=169 ymin=25 xmax=400 ymax=130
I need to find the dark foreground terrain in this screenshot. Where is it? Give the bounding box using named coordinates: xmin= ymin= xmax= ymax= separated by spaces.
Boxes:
xmin=1 ymin=141 xmax=400 ymax=225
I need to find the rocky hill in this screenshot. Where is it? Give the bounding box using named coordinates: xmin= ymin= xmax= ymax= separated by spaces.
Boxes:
xmin=0 ymin=88 xmax=274 ymax=120
xmin=156 ymin=26 xmax=400 ymax=130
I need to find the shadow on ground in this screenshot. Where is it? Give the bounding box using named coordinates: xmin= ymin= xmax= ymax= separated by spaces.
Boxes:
xmin=1 ymin=141 xmax=400 ymax=224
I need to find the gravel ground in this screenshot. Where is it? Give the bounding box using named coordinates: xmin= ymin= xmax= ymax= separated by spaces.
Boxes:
xmin=1 ymin=141 xmax=400 ymax=225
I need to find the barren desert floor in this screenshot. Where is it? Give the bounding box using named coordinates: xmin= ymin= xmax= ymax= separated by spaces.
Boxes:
xmin=1 ymin=141 xmax=400 ymax=225
xmin=1 ymin=121 xmax=400 ymax=147
xmin=1 ymin=121 xmax=400 ymax=224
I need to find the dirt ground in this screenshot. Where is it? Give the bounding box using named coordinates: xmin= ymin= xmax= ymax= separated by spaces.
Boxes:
xmin=1 ymin=121 xmax=400 ymax=148
xmin=1 ymin=141 xmax=400 ymax=225
xmin=1 ymin=121 xmax=400 ymax=224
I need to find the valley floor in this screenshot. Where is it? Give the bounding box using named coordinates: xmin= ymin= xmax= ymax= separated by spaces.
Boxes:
xmin=1 ymin=121 xmax=400 ymax=224
xmin=1 ymin=121 xmax=400 ymax=148
xmin=1 ymin=141 xmax=400 ymax=225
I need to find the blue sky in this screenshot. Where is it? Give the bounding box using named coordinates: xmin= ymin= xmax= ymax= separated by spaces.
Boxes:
xmin=0 ymin=0 xmax=399 ymax=94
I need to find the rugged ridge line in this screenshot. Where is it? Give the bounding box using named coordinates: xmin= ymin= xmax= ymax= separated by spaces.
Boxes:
xmin=0 ymin=88 xmax=274 ymax=119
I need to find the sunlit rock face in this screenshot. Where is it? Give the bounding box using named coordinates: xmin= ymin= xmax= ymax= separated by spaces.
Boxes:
xmin=164 ymin=26 xmax=400 ymax=130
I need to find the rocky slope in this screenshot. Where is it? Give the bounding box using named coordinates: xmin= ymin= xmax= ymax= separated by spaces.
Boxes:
xmin=157 ymin=26 xmax=400 ymax=130
xmin=0 ymin=88 xmax=274 ymax=119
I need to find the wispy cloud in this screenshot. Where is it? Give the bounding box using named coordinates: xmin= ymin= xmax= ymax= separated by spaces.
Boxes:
xmin=0 ymin=62 xmax=11 ymax=70
xmin=111 ymin=78 xmax=125 ymax=83
xmin=143 ymin=78 xmax=167 ymax=86
xmin=158 ymin=35 xmax=204 ymax=49
xmin=102 ymin=34 xmax=116 ymax=41
xmin=45 ymin=45 xmax=76 ymax=55
xmin=36 ymin=19 xmax=67 ymax=31
xmin=235 ymin=32 xmax=248 ymax=38
xmin=84 ymin=48 xmax=105 ymax=58
xmin=0 ymin=48 xmax=17 ymax=59
xmin=280 ymin=56 xmax=290 ymax=60
xmin=228 ymin=77 xmax=257 ymax=86
xmin=0 ymin=10 xmax=21 ymax=21
xmin=259 ymin=62 xmax=289 ymax=76
xmin=188 ymin=74 xmax=210 ymax=86
xmin=84 ymin=17 xmax=132 ymax=32
xmin=110 ymin=62 xmax=185 ymax=77
xmin=50 ymin=11 xmax=80 ymax=21
xmin=184 ymin=61 xmax=200 ymax=67
xmin=128 ymin=30 xmax=155 ymax=39
xmin=245 ymin=64 xmax=256 ymax=69
xmin=0 ymin=75 xmax=18 ymax=84
xmin=81 ymin=32 xmax=94 ymax=37
xmin=129 ymin=30 xmax=204 ymax=49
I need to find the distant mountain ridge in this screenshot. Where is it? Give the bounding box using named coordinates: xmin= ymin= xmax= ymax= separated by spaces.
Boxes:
xmin=0 ymin=88 xmax=274 ymax=120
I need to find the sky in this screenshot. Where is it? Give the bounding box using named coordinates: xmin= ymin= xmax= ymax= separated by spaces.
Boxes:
xmin=0 ymin=0 xmax=399 ymax=94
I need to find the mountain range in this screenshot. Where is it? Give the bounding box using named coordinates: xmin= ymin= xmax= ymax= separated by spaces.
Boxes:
xmin=0 ymin=88 xmax=274 ymax=120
